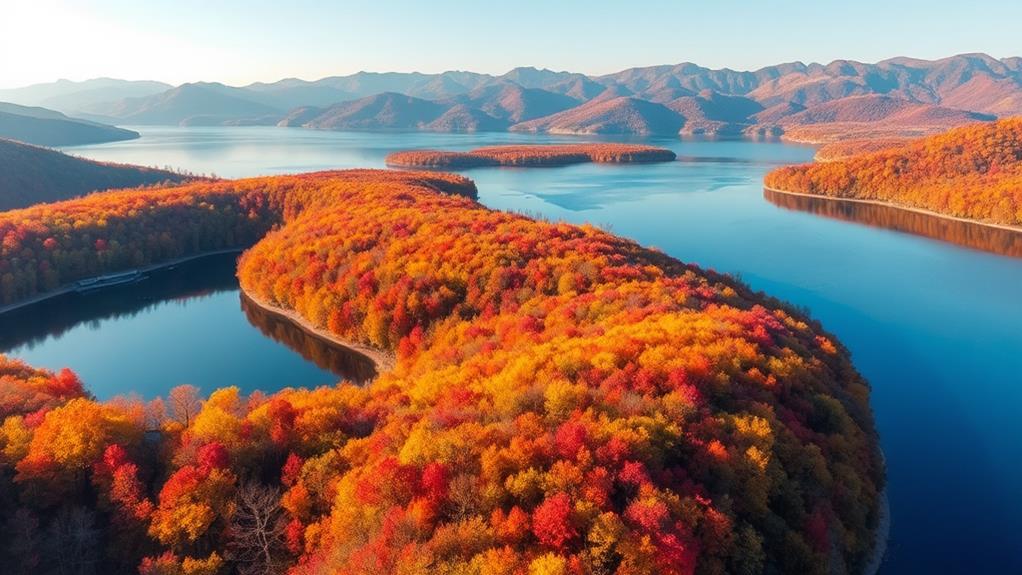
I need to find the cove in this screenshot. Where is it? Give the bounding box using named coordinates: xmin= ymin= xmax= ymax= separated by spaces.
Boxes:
xmin=0 ymin=252 xmax=376 ymax=399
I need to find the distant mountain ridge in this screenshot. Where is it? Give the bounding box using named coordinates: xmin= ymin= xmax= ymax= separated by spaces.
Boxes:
xmin=0 ymin=78 xmax=171 ymax=114
xmin=10 ymin=53 xmax=1021 ymax=141
xmin=0 ymin=102 xmax=139 ymax=146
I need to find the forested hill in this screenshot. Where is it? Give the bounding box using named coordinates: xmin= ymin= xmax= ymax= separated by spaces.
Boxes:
xmin=765 ymin=118 xmax=1022 ymax=227
xmin=0 ymin=102 xmax=139 ymax=146
xmin=0 ymin=138 xmax=195 ymax=211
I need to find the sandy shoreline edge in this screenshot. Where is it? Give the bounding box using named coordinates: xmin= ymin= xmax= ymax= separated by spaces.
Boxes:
xmin=239 ymin=289 xmax=395 ymax=373
xmin=763 ymin=185 xmax=1022 ymax=235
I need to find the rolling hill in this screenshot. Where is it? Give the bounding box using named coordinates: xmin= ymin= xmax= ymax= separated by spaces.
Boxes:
xmin=424 ymin=104 xmax=508 ymax=132
xmin=511 ymin=96 xmax=684 ymax=135
xmin=775 ymin=94 xmax=996 ymax=143
xmin=293 ymin=92 xmax=450 ymax=130
xmin=79 ymin=82 xmax=284 ymax=126
xmin=666 ymin=91 xmax=764 ymax=136
xmin=284 ymin=86 xmax=583 ymax=133
xmin=765 ymin=118 xmax=1022 ymax=227
xmin=0 ymin=138 xmax=194 ymax=210
xmin=442 ymin=83 xmax=581 ymax=123
xmin=777 ymin=94 xmax=992 ymax=126
xmin=0 ymin=102 xmax=139 ymax=146
xmin=0 ymin=78 xmax=171 ymax=114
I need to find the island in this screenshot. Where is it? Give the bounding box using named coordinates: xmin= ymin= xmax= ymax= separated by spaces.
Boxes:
xmin=765 ymin=118 xmax=1022 ymax=230
xmin=385 ymin=143 xmax=677 ymax=168
xmin=0 ymin=168 xmax=883 ymax=574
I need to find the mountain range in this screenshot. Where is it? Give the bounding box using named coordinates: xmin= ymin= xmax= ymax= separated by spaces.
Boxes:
xmin=3 ymin=53 xmax=1020 ymax=142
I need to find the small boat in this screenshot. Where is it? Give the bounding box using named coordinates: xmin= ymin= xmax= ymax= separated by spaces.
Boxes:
xmin=74 ymin=270 xmax=147 ymax=293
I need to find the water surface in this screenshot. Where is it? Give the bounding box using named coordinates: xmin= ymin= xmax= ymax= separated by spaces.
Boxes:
xmin=18 ymin=126 xmax=1019 ymax=573
xmin=0 ymin=253 xmax=373 ymax=398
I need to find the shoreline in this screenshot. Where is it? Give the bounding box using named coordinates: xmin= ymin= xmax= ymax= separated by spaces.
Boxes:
xmin=0 ymin=248 xmax=245 ymax=316
xmin=239 ymin=289 xmax=395 ymax=374
xmin=763 ymin=185 xmax=1022 ymax=235
xmin=0 ymin=243 xmax=395 ymax=378
xmin=864 ymin=486 xmax=891 ymax=575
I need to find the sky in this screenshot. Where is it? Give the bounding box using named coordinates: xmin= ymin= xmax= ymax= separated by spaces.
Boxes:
xmin=2 ymin=0 xmax=1021 ymax=89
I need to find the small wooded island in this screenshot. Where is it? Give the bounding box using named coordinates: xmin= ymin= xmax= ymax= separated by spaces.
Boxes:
xmin=0 ymin=169 xmax=882 ymax=574
xmin=765 ymin=118 xmax=1022 ymax=229
xmin=386 ymin=143 xmax=677 ymax=168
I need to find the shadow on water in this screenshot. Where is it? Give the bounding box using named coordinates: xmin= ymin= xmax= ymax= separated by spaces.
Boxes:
xmin=675 ymin=155 xmax=796 ymax=166
xmin=748 ymin=274 xmax=1017 ymax=574
xmin=240 ymin=294 xmax=377 ymax=384
xmin=0 ymin=252 xmax=377 ymax=386
xmin=764 ymin=188 xmax=1022 ymax=259
xmin=0 ymin=253 xmax=241 ymax=351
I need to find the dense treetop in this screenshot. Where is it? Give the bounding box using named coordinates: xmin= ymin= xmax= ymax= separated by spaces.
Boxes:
xmin=0 ymin=170 xmax=475 ymax=305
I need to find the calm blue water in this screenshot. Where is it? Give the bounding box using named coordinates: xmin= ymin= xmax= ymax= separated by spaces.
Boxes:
xmin=0 ymin=252 xmax=374 ymax=399
xmin=5 ymin=126 xmax=1017 ymax=573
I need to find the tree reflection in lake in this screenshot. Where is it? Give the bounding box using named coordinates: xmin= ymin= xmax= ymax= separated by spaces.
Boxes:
xmin=764 ymin=188 xmax=1022 ymax=259
xmin=0 ymin=253 xmax=240 ymax=351
xmin=240 ymin=294 xmax=377 ymax=384
xmin=0 ymin=252 xmax=377 ymax=394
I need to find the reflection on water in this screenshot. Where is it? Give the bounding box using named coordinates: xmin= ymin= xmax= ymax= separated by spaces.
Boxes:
xmin=675 ymin=155 xmax=793 ymax=165
xmin=0 ymin=253 xmax=375 ymax=397
xmin=240 ymin=294 xmax=377 ymax=384
xmin=764 ymin=188 xmax=1022 ymax=259
xmin=0 ymin=253 xmax=240 ymax=351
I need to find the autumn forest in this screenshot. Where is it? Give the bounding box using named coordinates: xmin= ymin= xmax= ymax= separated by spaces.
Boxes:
xmin=765 ymin=119 xmax=1022 ymax=227
xmin=5 ymin=8 xmax=1022 ymax=570
xmin=0 ymin=167 xmax=885 ymax=575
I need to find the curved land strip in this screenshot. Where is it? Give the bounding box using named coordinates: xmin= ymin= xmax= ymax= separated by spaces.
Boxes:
xmin=386 ymin=143 xmax=677 ymax=168
xmin=766 ymin=118 xmax=1022 ymax=229
xmin=1 ymin=169 xmax=883 ymax=574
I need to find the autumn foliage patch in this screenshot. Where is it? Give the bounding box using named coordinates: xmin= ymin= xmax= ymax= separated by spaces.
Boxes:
xmin=0 ymin=169 xmax=881 ymax=574
xmin=766 ymin=118 xmax=1022 ymax=226
xmin=386 ymin=143 xmax=677 ymax=168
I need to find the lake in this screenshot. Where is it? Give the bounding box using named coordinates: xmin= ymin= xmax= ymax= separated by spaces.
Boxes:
xmin=3 ymin=126 xmax=1020 ymax=573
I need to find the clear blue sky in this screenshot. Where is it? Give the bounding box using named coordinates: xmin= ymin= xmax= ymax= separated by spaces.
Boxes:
xmin=2 ymin=0 xmax=1021 ymax=88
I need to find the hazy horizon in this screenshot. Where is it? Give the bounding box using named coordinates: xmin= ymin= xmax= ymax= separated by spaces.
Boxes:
xmin=6 ymin=50 xmax=1022 ymax=92
xmin=3 ymin=0 xmax=1021 ymax=89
